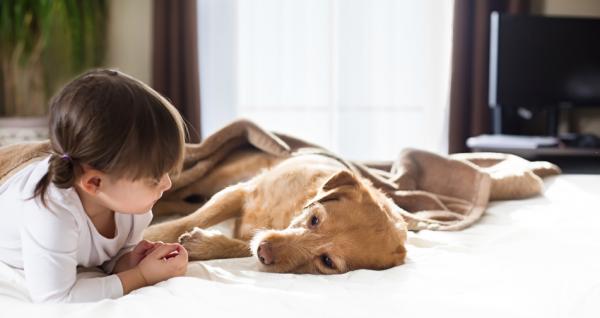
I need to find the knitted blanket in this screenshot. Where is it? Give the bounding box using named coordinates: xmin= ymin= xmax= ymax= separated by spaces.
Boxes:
xmin=0 ymin=119 xmax=560 ymax=231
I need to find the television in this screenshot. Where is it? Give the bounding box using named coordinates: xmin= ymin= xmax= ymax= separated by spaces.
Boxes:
xmin=488 ymin=12 xmax=600 ymax=135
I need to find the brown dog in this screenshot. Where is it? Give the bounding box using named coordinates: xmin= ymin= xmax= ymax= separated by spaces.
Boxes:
xmin=143 ymin=153 xmax=408 ymax=274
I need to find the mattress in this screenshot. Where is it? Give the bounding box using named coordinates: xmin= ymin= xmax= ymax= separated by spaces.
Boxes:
xmin=1 ymin=174 xmax=599 ymax=317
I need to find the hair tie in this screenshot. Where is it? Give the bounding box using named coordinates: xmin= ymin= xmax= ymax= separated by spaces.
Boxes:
xmin=60 ymin=154 xmax=72 ymax=162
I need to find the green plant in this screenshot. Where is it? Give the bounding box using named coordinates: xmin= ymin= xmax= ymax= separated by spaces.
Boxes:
xmin=0 ymin=0 xmax=107 ymax=117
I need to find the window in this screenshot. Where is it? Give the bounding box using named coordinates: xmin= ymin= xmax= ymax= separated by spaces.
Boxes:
xmin=198 ymin=0 xmax=454 ymax=160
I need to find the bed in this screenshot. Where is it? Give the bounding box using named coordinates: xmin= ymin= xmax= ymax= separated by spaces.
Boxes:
xmin=1 ymin=174 xmax=599 ymax=317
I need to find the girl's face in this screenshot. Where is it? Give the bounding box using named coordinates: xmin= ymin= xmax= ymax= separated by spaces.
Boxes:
xmin=98 ymin=173 xmax=172 ymax=214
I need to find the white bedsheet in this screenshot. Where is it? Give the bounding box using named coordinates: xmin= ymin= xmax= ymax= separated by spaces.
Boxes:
xmin=1 ymin=175 xmax=599 ymax=317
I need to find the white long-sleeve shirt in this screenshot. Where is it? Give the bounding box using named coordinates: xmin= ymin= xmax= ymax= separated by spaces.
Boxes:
xmin=0 ymin=156 xmax=152 ymax=303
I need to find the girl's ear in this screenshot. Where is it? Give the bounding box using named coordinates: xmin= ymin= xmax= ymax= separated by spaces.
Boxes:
xmin=77 ymin=167 xmax=103 ymax=195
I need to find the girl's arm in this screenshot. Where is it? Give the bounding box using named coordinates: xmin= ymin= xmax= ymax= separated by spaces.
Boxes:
xmin=116 ymin=267 xmax=148 ymax=294
xmin=112 ymin=251 xmax=133 ymax=273
xmin=22 ymin=208 xmax=124 ymax=303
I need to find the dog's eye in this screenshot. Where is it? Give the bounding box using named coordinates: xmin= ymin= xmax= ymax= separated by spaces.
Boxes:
xmin=309 ymin=215 xmax=319 ymax=227
xmin=318 ymin=195 xmax=339 ymax=204
xmin=321 ymin=254 xmax=335 ymax=269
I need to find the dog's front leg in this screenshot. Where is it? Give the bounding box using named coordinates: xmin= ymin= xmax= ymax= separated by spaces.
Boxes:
xmin=143 ymin=184 xmax=248 ymax=243
xmin=178 ymin=227 xmax=251 ymax=260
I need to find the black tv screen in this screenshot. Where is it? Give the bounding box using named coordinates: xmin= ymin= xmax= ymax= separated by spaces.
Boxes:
xmin=489 ymin=12 xmax=600 ymax=109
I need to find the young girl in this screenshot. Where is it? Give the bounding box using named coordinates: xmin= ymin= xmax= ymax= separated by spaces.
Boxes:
xmin=0 ymin=69 xmax=189 ymax=303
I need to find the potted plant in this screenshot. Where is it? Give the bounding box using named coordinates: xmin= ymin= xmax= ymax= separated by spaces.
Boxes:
xmin=0 ymin=0 xmax=107 ymax=146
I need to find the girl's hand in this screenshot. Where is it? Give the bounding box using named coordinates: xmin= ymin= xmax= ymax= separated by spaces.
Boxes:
xmin=114 ymin=240 xmax=176 ymax=273
xmin=128 ymin=240 xmax=160 ymax=268
xmin=136 ymin=243 xmax=189 ymax=285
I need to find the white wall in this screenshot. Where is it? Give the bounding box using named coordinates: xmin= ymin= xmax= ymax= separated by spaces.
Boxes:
xmin=105 ymin=0 xmax=153 ymax=85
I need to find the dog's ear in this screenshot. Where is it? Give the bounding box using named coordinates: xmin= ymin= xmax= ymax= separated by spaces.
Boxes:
xmin=322 ymin=170 xmax=358 ymax=191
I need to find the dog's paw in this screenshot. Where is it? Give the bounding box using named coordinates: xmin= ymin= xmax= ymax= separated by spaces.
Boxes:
xmin=178 ymin=227 xmax=222 ymax=243
xmin=178 ymin=227 xmax=225 ymax=260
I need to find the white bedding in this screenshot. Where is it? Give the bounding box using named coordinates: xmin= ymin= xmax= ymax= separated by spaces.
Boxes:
xmin=1 ymin=175 xmax=599 ymax=317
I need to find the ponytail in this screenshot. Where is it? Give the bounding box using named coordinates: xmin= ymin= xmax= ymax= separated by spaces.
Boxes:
xmin=33 ymin=153 xmax=79 ymax=206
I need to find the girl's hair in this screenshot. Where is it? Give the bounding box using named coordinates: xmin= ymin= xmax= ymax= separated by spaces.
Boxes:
xmin=33 ymin=69 xmax=187 ymax=204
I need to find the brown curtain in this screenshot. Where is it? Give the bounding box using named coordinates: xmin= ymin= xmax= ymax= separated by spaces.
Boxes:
xmin=153 ymin=0 xmax=202 ymax=142
xmin=448 ymin=0 xmax=533 ymax=153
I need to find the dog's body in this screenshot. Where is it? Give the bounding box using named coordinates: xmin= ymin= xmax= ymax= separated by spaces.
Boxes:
xmin=144 ymin=152 xmax=407 ymax=274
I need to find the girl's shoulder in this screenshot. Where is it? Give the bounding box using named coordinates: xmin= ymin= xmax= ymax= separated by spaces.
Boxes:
xmin=0 ymin=155 xmax=51 ymax=195
xmin=6 ymin=156 xmax=85 ymax=227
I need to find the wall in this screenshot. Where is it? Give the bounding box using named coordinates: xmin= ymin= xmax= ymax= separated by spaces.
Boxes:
xmin=105 ymin=0 xmax=153 ymax=85
xmin=100 ymin=0 xmax=600 ymax=136
xmin=542 ymin=0 xmax=600 ymax=17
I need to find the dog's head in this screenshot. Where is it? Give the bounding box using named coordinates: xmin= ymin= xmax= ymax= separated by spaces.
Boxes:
xmin=251 ymin=170 xmax=407 ymax=274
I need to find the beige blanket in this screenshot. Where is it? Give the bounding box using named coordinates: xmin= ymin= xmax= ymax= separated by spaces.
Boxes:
xmin=0 ymin=119 xmax=560 ymax=231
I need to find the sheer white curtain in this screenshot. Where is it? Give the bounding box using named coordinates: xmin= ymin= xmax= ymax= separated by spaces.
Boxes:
xmin=198 ymin=0 xmax=454 ymax=160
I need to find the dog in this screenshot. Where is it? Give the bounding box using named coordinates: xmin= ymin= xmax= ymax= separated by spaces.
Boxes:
xmin=143 ymin=152 xmax=408 ymax=274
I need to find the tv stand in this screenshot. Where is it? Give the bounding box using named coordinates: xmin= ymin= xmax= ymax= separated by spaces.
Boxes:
xmin=469 ymin=144 xmax=600 ymax=158
xmin=468 ymin=140 xmax=600 ymax=174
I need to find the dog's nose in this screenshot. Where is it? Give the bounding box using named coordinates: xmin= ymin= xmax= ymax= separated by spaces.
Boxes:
xmin=257 ymin=241 xmax=274 ymax=265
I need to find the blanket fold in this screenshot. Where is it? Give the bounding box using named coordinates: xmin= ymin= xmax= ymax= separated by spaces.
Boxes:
xmin=0 ymin=119 xmax=560 ymax=231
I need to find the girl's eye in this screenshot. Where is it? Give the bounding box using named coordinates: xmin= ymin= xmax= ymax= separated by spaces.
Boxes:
xmin=309 ymin=215 xmax=319 ymax=227
xmin=321 ymin=254 xmax=335 ymax=269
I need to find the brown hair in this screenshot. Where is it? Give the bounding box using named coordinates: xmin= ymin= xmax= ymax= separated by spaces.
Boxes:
xmin=33 ymin=69 xmax=186 ymax=204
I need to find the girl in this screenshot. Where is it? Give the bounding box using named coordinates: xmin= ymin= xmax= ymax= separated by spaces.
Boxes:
xmin=0 ymin=69 xmax=189 ymax=303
